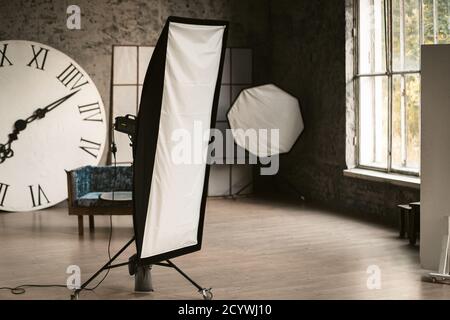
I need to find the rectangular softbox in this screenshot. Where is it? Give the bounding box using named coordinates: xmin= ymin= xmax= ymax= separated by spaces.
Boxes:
xmin=133 ymin=17 xmax=228 ymax=265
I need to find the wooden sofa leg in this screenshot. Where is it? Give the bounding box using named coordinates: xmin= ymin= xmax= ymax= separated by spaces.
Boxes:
xmin=89 ymin=216 xmax=95 ymax=233
xmin=78 ymin=216 xmax=84 ymax=236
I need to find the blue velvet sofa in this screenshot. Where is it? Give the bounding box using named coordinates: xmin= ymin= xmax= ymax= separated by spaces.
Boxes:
xmin=66 ymin=165 xmax=133 ymax=235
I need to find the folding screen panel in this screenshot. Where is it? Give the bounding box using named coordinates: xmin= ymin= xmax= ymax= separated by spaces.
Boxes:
xmin=208 ymin=48 xmax=254 ymax=197
xmin=112 ymin=45 xmax=253 ymax=195
xmin=112 ymin=45 xmax=155 ymax=164
xmin=133 ymin=17 xmax=228 ymax=264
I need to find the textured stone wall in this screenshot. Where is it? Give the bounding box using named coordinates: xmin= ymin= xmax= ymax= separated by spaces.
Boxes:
xmin=0 ymin=0 xmax=271 ymax=140
xmin=0 ymin=0 xmax=420 ymax=225
xmin=264 ymin=0 xmax=420 ymax=226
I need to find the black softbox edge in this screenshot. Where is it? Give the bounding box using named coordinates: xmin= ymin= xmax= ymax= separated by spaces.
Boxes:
xmin=132 ymin=16 xmax=229 ymax=266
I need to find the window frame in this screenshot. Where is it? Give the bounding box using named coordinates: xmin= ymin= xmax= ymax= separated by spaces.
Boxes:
xmin=354 ymin=0 xmax=431 ymax=177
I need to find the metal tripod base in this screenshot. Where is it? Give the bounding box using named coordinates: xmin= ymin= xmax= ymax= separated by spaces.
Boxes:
xmin=70 ymin=237 xmax=212 ymax=300
xmin=70 ymin=290 xmax=79 ymax=300
xmin=428 ymin=218 xmax=450 ymax=285
xmin=162 ymin=260 xmax=213 ymax=300
xmin=200 ymin=288 xmax=213 ymax=300
xmin=134 ymin=265 xmax=153 ymax=292
xmin=429 ymin=273 xmax=450 ymax=284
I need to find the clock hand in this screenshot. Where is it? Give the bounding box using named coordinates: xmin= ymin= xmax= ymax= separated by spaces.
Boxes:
xmin=25 ymin=89 xmax=80 ymax=124
xmin=0 ymin=90 xmax=80 ymax=164
xmin=0 ymin=119 xmax=27 ymax=164
xmin=0 ymin=141 xmax=13 ymax=164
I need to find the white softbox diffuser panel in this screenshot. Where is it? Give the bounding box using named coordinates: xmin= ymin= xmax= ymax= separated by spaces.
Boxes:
xmin=133 ymin=17 xmax=228 ymax=264
xmin=227 ymin=84 xmax=303 ymax=156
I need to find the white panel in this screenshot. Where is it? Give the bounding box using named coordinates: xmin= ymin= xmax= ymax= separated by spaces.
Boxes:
xmin=112 ymin=86 xmax=137 ymax=163
xmin=138 ymin=46 xmax=155 ymax=85
xmin=231 ymin=48 xmax=252 ymax=84
xmin=113 ymin=46 xmax=137 ymax=85
xmin=141 ymin=22 xmax=225 ymax=259
xmin=113 ymin=85 xmax=138 ymax=118
xmin=217 ymin=85 xmax=231 ymax=121
xmin=420 ymin=44 xmax=450 ymax=270
xmin=208 ymin=165 xmax=231 ymax=196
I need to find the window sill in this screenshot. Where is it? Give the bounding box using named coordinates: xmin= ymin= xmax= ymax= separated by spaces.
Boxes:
xmin=343 ymin=168 xmax=420 ymax=189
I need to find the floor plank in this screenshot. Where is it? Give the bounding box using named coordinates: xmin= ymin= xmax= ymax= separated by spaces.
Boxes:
xmin=0 ymin=197 xmax=447 ymax=300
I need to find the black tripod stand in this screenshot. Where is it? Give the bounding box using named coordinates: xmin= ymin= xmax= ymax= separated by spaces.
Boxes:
xmin=71 ymin=119 xmax=213 ymax=300
xmin=70 ymin=237 xmax=213 ymax=300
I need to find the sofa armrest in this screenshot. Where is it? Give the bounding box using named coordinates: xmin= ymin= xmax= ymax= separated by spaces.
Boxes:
xmin=66 ymin=170 xmax=76 ymax=207
xmin=66 ymin=166 xmax=93 ymax=204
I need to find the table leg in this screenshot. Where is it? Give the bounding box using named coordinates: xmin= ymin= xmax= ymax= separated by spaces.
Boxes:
xmin=89 ymin=216 xmax=95 ymax=233
xmin=78 ymin=216 xmax=84 ymax=236
xmin=400 ymin=210 xmax=406 ymax=238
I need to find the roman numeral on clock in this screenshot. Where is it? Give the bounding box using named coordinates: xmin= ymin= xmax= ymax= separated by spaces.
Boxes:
xmin=27 ymin=45 xmax=49 ymax=70
xmin=0 ymin=183 xmax=9 ymax=207
xmin=78 ymin=102 xmax=103 ymax=122
xmin=80 ymin=138 xmax=101 ymax=159
xmin=0 ymin=44 xmax=13 ymax=67
xmin=29 ymin=184 xmax=50 ymax=208
xmin=57 ymin=63 xmax=89 ymax=90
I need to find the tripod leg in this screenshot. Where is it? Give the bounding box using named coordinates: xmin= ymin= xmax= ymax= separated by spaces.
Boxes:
xmin=71 ymin=237 xmax=135 ymax=299
xmin=233 ymin=181 xmax=253 ymax=197
xmin=166 ymin=260 xmax=213 ymax=300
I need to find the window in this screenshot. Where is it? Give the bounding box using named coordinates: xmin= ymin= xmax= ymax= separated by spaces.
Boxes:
xmin=356 ymin=0 xmax=449 ymax=175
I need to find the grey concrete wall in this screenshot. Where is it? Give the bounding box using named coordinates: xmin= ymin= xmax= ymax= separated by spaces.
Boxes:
xmin=0 ymin=0 xmax=271 ymax=150
xmin=263 ymin=0 xmax=420 ymax=226
xmin=420 ymin=44 xmax=450 ymax=269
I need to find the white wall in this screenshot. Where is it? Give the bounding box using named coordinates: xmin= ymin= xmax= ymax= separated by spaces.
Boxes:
xmin=420 ymin=44 xmax=450 ymax=270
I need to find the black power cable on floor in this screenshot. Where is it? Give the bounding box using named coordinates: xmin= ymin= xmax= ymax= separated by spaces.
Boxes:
xmin=80 ymin=125 xmax=119 ymax=292
xmin=0 ymin=214 xmax=114 ymax=296
xmin=0 ymin=284 xmax=67 ymax=295
xmin=0 ymin=129 xmax=120 ymax=297
xmin=88 ymin=203 xmax=114 ymax=291
xmin=88 ymin=122 xmax=119 ymax=291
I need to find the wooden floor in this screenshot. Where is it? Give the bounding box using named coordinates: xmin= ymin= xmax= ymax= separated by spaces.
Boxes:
xmin=0 ymin=196 xmax=449 ymax=300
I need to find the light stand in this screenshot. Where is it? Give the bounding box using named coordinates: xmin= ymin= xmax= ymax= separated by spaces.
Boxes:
xmin=70 ymin=116 xmax=213 ymax=300
xmin=70 ymin=236 xmax=212 ymax=300
xmin=70 ymin=237 xmax=135 ymax=300
xmin=229 ymin=153 xmax=304 ymax=200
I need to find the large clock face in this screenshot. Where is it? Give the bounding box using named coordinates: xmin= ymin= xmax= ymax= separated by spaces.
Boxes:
xmin=0 ymin=40 xmax=107 ymax=212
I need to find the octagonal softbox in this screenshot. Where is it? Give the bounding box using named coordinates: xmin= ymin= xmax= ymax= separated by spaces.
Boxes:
xmin=227 ymin=84 xmax=303 ymax=156
xmin=133 ymin=17 xmax=228 ymax=265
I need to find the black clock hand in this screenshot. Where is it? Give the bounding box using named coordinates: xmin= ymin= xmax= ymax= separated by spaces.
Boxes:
xmin=0 ymin=90 xmax=80 ymax=164
xmin=25 ymin=89 xmax=80 ymax=124
xmin=0 ymin=140 xmax=14 ymax=164
xmin=0 ymin=119 xmax=27 ymax=164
